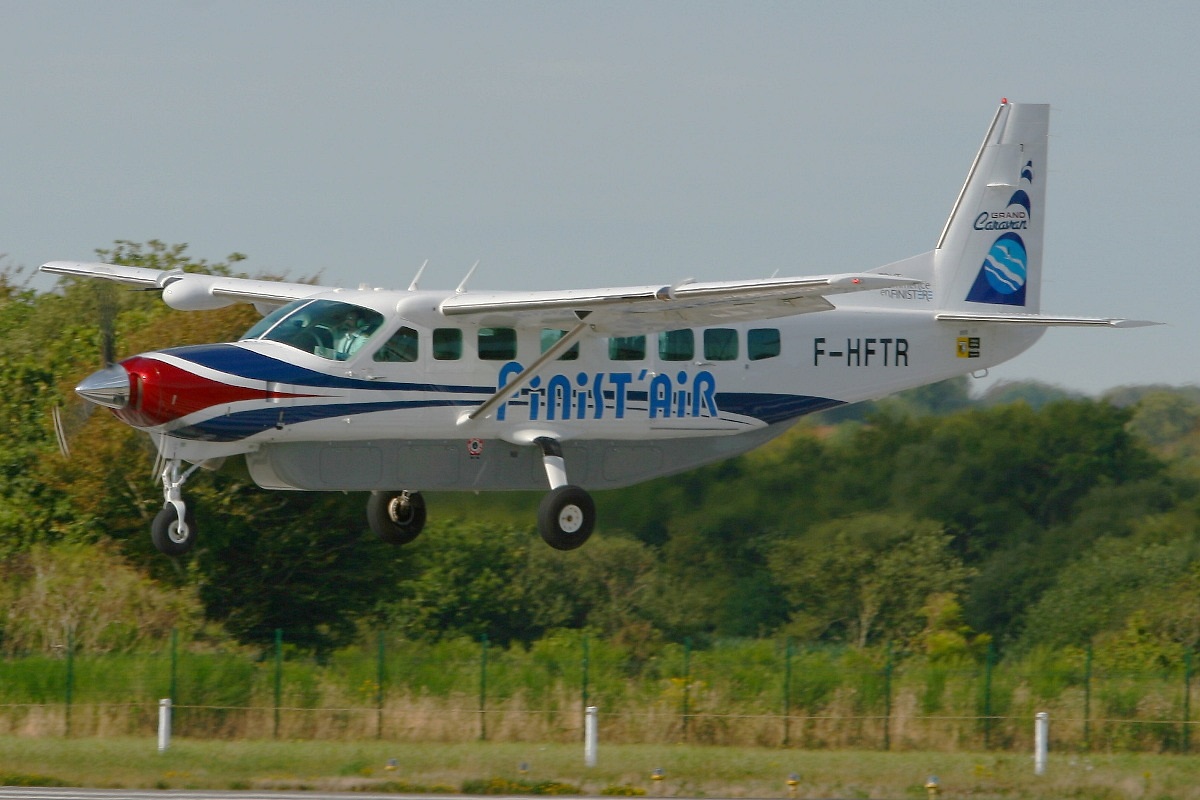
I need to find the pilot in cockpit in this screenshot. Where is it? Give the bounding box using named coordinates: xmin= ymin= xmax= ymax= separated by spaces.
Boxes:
xmin=336 ymin=309 xmax=370 ymax=359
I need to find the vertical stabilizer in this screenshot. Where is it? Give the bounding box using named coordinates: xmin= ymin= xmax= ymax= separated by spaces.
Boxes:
xmin=935 ymin=101 xmax=1049 ymax=314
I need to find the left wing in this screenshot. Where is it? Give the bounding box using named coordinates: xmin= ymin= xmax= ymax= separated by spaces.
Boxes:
xmin=440 ymin=272 xmax=920 ymax=333
xmin=40 ymin=261 xmax=330 ymax=312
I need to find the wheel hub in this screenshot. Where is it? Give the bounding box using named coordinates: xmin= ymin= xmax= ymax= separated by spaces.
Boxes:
xmin=168 ymin=520 xmax=190 ymax=544
xmin=388 ymin=494 xmax=415 ymax=526
xmin=557 ymin=504 xmax=584 ymax=533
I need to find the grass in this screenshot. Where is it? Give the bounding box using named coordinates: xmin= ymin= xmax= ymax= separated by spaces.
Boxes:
xmin=1 ymin=737 xmax=1200 ymax=798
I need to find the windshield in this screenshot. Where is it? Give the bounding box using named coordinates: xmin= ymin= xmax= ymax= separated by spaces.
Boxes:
xmin=241 ymin=299 xmax=385 ymax=361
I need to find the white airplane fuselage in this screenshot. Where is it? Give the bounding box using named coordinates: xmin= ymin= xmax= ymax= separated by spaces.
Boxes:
xmin=115 ymin=287 xmax=1042 ymax=493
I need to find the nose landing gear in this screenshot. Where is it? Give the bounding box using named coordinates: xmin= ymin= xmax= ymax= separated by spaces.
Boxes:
xmin=150 ymin=459 xmax=201 ymax=556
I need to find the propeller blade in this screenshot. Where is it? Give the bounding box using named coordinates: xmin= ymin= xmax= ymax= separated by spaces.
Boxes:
xmin=51 ymin=406 xmax=70 ymax=459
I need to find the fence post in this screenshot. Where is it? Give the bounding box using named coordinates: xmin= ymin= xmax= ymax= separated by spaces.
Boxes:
xmin=983 ymin=641 xmax=995 ymax=750
xmin=169 ymin=629 xmax=179 ymax=703
xmin=479 ymin=633 xmax=488 ymax=741
xmin=581 ymin=634 xmax=590 ymax=739
xmin=1083 ymin=644 xmax=1092 ymax=752
xmin=584 ymin=705 xmax=598 ymax=767
xmin=273 ymin=628 xmax=283 ymax=739
xmin=782 ymin=638 xmax=793 ymax=746
xmin=158 ymin=698 xmax=172 ymax=752
xmin=1034 ymin=711 xmax=1049 ymax=775
xmin=882 ymin=643 xmax=893 ymax=751
xmin=64 ymin=628 xmax=74 ymax=738
xmin=682 ymin=638 xmax=691 ymax=742
xmin=1185 ymin=650 xmax=1193 ymax=754
xmin=376 ymin=630 xmax=386 ymax=740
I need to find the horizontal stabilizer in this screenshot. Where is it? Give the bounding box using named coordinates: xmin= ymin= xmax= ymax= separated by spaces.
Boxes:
xmin=936 ymin=312 xmax=1161 ymax=328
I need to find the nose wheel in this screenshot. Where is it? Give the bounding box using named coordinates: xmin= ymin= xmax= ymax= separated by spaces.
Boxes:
xmin=151 ymin=459 xmax=202 ymax=556
xmin=151 ymin=503 xmax=197 ymax=556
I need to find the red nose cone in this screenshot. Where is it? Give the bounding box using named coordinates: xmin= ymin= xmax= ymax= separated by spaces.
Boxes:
xmin=113 ymin=354 xmax=286 ymax=429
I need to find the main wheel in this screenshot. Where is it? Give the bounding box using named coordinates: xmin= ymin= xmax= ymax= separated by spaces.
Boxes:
xmin=367 ymin=490 xmax=426 ymax=545
xmin=151 ymin=504 xmax=197 ymax=556
xmin=537 ymin=485 xmax=595 ymax=551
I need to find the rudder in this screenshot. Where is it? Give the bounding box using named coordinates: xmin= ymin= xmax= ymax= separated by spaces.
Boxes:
xmin=935 ymin=101 xmax=1050 ymax=314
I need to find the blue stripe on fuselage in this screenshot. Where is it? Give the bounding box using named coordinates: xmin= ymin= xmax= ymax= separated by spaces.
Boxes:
xmin=161 ymin=343 xmax=493 ymax=394
xmin=169 ymin=399 xmax=480 ymax=442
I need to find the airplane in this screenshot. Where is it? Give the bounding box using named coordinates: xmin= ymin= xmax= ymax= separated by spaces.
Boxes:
xmin=42 ymin=100 xmax=1155 ymax=557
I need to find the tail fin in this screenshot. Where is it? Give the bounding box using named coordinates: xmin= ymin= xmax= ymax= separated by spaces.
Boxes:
xmin=935 ymin=100 xmax=1049 ymax=314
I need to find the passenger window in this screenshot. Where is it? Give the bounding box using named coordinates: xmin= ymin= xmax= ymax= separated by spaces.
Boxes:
xmin=433 ymin=328 xmax=462 ymax=360
xmin=704 ymin=328 xmax=738 ymax=361
xmin=434 ymin=328 xmax=460 ymax=359
xmin=659 ymin=329 xmax=694 ymax=361
xmin=478 ymin=327 xmax=517 ymax=360
xmin=609 ymin=335 xmax=646 ymax=361
xmin=541 ymin=329 xmax=580 ymax=360
xmin=748 ymin=328 xmax=781 ymax=361
xmin=373 ymin=327 xmax=420 ymax=363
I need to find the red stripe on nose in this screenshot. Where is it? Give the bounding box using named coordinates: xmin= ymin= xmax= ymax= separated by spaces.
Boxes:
xmin=114 ymin=356 xmax=309 ymax=428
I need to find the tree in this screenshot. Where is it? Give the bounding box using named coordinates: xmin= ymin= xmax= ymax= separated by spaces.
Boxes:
xmin=0 ymin=541 xmax=200 ymax=653
xmin=768 ymin=513 xmax=974 ymax=647
xmin=193 ymin=485 xmax=412 ymax=655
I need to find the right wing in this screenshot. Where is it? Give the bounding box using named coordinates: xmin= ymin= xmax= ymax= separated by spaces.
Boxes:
xmin=40 ymin=261 xmax=330 ymax=312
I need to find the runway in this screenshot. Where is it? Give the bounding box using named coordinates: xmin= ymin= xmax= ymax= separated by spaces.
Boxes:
xmin=0 ymin=791 xmax=499 ymax=800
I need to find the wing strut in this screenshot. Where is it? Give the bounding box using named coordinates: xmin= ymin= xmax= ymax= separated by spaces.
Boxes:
xmin=459 ymin=320 xmax=592 ymax=424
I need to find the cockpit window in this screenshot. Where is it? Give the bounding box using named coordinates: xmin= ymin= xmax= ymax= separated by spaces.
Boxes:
xmin=241 ymin=299 xmax=385 ymax=361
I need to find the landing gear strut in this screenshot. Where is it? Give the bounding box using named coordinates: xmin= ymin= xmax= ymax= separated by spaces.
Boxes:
xmin=367 ymin=490 xmax=426 ymax=545
xmin=534 ymin=437 xmax=595 ymax=550
xmin=151 ymin=459 xmax=201 ymax=556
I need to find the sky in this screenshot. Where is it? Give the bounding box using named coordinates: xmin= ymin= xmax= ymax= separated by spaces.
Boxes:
xmin=2 ymin=1 xmax=1196 ymax=394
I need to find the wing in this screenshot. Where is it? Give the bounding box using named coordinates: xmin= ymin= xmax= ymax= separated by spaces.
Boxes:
xmin=440 ymin=272 xmax=920 ymax=334
xmin=40 ymin=261 xmax=330 ymax=312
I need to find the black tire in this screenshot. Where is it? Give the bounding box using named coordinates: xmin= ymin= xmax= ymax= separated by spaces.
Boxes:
xmin=367 ymin=491 xmax=426 ymax=545
xmin=537 ymin=485 xmax=595 ymax=551
xmin=151 ymin=504 xmax=197 ymax=556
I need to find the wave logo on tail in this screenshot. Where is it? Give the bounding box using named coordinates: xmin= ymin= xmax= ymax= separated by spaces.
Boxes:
xmin=965 ymin=161 xmax=1034 ymax=306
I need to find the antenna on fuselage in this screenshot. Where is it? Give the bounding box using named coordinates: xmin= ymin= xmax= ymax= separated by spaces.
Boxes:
xmin=456 ymin=260 xmax=480 ymax=295
xmin=408 ymin=260 xmax=429 ymax=292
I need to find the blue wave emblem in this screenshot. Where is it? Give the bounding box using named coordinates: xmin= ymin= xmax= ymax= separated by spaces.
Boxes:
xmin=965 ymin=232 xmax=1027 ymax=305
xmin=1021 ymin=160 xmax=1034 ymax=184
xmin=1008 ymin=190 xmax=1031 ymax=215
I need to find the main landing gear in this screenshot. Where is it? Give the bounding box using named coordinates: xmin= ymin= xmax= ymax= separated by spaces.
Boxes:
xmin=533 ymin=437 xmax=595 ymax=551
xmin=365 ymin=437 xmax=596 ymax=551
xmin=367 ymin=490 xmax=426 ymax=545
xmin=151 ymin=459 xmax=201 ymax=556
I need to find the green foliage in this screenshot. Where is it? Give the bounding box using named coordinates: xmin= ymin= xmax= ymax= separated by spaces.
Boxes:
xmin=1017 ymin=534 xmax=1196 ymax=654
xmin=0 ymin=541 xmax=200 ymax=653
xmin=769 ymin=514 xmax=974 ymax=648
xmin=462 ymin=778 xmax=581 ymax=795
xmin=193 ymin=486 xmax=412 ymax=655
xmin=0 ymin=773 xmax=68 ymax=787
